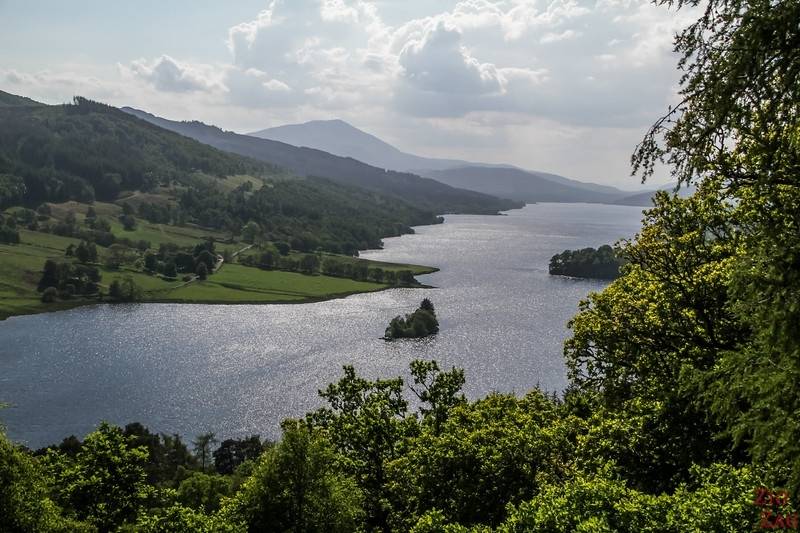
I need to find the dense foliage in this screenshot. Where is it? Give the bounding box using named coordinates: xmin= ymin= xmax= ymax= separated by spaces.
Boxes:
xmin=384 ymin=299 xmax=439 ymax=340
xmin=0 ymin=359 xmax=776 ymax=532
xmin=37 ymin=259 xmax=102 ymax=300
xmin=628 ymin=0 xmax=800 ymax=493
xmin=548 ymin=244 xmax=623 ymax=280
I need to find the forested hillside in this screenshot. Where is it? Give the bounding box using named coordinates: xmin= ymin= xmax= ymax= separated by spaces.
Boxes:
xmin=179 ymin=175 xmax=440 ymax=253
xmin=0 ymin=97 xmax=275 ymax=205
xmin=0 ymin=95 xmax=442 ymax=253
xmin=122 ymin=108 xmax=523 ymax=215
xmin=0 ymin=94 xmax=448 ymax=320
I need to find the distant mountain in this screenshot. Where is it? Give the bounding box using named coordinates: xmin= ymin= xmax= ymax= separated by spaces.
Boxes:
xmin=0 ymin=89 xmax=44 ymax=107
xmin=611 ymin=183 xmax=695 ymax=206
xmin=123 ymin=108 xmax=522 ymax=215
xmin=250 ymin=119 xmax=474 ymax=172
xmin=249 ymin=118 xmax=649 ymax=204
xmin=612 ymin=190 xmax=661 ymax=207
xmin=503 ymin=168 xmax=625 ymax=196
xmin=424 ymin=166 xmax=649 ymax=205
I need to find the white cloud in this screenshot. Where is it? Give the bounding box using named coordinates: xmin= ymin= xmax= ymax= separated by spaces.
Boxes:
xmin=540 ymin=29 xmax=580 ymax=44
xmin=126 ymin=55 xmax=221 ymax=93
xmin=223 ymin=67 xmax=299 ymax=108
xmin=207 ymin=0 xmax=690 ymax=126
xmin=398 ymin=22 xmax=503 ymax=96
xmin=1 ymin=67 xmax=122 ymax=102
xmin=224 ymin=0 xmax=390 ymax=111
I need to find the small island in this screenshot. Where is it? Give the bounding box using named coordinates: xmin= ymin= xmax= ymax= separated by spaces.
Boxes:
xmin=384 ymin=298 xmax=439 ymax=340
xmin=548 ymin=244 xmax=623 ymax=280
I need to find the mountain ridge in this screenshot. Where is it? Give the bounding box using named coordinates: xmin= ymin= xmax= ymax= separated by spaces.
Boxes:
xmin=123 ymin=107 xmax=522 ymax=216
xmin=249 ymin=119 xmax=478 ymax=173
xmin=425 ymin=166 xmax=627 ymax=204
xmin=249 ymin=118 xmax=658 ymax=205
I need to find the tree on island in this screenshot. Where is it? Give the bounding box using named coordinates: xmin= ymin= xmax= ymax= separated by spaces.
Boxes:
xmin=549 ymin=245 xmax=623 ymax=280
xmin=384 ymin=299 xmax=439 ymax=340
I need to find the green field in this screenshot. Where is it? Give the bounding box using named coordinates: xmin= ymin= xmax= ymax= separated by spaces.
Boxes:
xmin=107 ymin=219 xmax=231 ymax=249
xmin=0 ymin=204 xmax=433 ymax=320
xmin=161 ymin=265 xmax=385 ymax=303
xmin=0 ymin=230 xmax=85 ymax=318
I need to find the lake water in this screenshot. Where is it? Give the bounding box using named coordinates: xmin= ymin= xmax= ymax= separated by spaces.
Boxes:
xmin=0 ymin=203 xmax=645 ymax=448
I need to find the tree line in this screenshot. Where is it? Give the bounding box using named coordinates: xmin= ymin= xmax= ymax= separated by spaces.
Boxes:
xmin=239 ymin=246 xmax=419 ymax=286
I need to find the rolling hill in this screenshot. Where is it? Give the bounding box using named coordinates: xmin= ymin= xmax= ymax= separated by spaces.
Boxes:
xmin=123 ymin=108 xmax=522 ymax=215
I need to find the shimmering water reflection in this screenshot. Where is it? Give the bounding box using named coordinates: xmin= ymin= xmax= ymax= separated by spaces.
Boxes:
xmin=0 ymin=203 xmax=644 ymax=447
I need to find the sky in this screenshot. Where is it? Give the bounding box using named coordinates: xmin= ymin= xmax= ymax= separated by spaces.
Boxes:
xmin=0 ymin=0 xmax=693 ymax=189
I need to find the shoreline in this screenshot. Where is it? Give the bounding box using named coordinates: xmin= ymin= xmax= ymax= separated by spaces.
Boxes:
xmin=0 ymin=267 xmax=441 ymax=323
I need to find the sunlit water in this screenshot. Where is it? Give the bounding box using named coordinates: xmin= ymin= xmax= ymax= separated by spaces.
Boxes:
xmin=0 ymin=203 xmax=645 ymax=448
